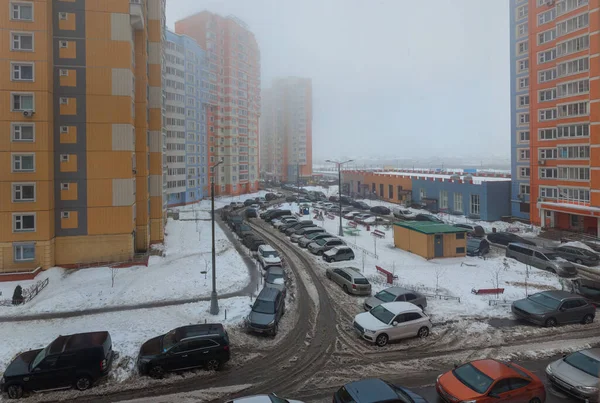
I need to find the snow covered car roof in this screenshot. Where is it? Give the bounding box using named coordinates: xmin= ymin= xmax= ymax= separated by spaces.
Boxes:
xmin=379 ymin=301 xmax=423 ymax=315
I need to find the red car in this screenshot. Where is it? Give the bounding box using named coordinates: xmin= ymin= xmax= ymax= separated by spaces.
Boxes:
xmin=436 ymin=359 xmax=546 ymax=403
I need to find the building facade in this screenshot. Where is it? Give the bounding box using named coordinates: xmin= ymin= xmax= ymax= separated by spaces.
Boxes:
xmin=513 ymin=0 xmax=600 ymax=236
xmin=510 ymin=0 xmax=532 ymax=221
xmin=164 ymin=30 xmax=209 ymax=207
xmin=260 ymin=77 xmax=313 ymax=183
xmin=175 ymin=11 xmax=261 ymax=196
xmin=0 ymin=0 xmax=166 ymax=273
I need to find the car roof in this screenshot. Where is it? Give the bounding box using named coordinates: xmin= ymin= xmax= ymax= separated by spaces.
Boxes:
xmin=509 ymin=242 xmax=550 ymax=253
xmin=257 ymin=287 xmax=281 ymax=301
xmin=266 ymin=266 xmax=285 ymax=275
xmin=345 ymin=378 xmax=399 ymax=403
xmin=385 ymin=286 xmax=418 ymax=296
xmin=258 ymin=244 xmax=276 ymax=252
xmin=578 ymin=348 xmax=600 ymax=361
xmin=380 ymin=301 xmax=422 ymax=314
xmin=177 ymin=324 xmax=225 ymax=340
xmin=470 ymin=359 xmax=523 ymax=380
xmin=539 ymin=289 xmax=579 ymax=300
xmin=340 ymin=267 xmax=367 ymax=279
xmin=50 ymin=331 xmax=110 ymax=354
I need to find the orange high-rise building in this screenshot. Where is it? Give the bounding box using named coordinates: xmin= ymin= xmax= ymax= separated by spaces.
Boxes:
xmin=0 ymin=0 xmax=166 ymax=273
xmin=175 ymin=11 xmax=260 ymax=196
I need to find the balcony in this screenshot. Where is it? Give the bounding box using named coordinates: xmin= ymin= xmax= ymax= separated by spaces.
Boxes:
xmin=130 ymin=0 xmax=145 ymax=30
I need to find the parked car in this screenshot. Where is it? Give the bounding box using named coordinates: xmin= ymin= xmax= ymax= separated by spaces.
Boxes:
xmin=255 ymin=196 xmax=267 ymax=204
xmin=364 ymin=287 xmax=427 ymax=311
xmin=230 ymin=201 xmax=245 ymax=209
xmin=284 ymin=221 xmax=315 ymax=235
xmin=572 ymin=278 xmax=600 ymax=307
xmin=506 ymin=243 xmax=577 ymax=277
xmin=487 ymin=231 xmax=535 ymax=246
xmin=264 ymin=193 xmax=277 ymax=201
xmin=436 ymin=359 xmax=546 ymax=403
xmin=370 ymin=206 xmax=391 ymax=215
xmin=228 ymin=214 xmax=244 ymax=229
xmin=329 ymin=195 xmax=339 ymax=202
xmin=323 ymin=246 xmax=355 ymax=262
xmin=354 ymin=201 xmax=371 ymax=210
xmin=285 ymin=195 xmax=298 ymax=202
xmin=298 ymin=198 xmax=311 ymax=204
xmin=333 ymin=378 xmax=427 ymax=403
xmin=340 ymin=195 xmax=354 ymax=205
xmin=308 ymin=237 xmax=345 ymax=255
xmin=343 ymin=211 xmax=361 ymax=219
xmin=137 ymin=324 xmax=230 ymax=379
xmin=1 ymin=332 xmax=114 ymax=398
xmin=466 ymin=238 xmax=490 ymax=257
xmin=453 ymin=223 xmax=486 ymax=238
xmin=273 ymin=216 xmax=297 ymax=229
xmin=257 ymin=244 xmax=282 ymax=269
xmin=264 ymin=266 xmax=286 ymax=297
xmin=290 ymin=226 xmax=324 ymax=243
xmin=415 ymin=213 xmax=444 ymax=223
xmin=353 ymin=302 xmax=431 ymax=346
xmin=246 ymin=208 xmax=258 ymax=218
xmin=298 ymin=232 xmax=332 ymax=248
xmin=545 ymin=348 xmax=600 ymax=402
xmin=553 ymin=244 xmax=600 ymax=266
xmin=354 ymin=214 xmax=373 ymax=224
xmin=341 ymin=206 xmax=353 ymax=214
xmin=326 ymin=267 xmax=371 ymax=295
xmin=511 ymin=290 xmax=596 ymax=327
xmin=245 ymin=287 xmax=285 ymax=336
xmin=264 ymin=210 xmax=292 ymax=223
xmin=235 ymin=222 xmax=253 ymax=238
xmin=243 ymin=199 xmax=255 ymax=207
xmin=227 ymin=394 xmax=304 ymax=403
xmin=392 ymin=207 xmax=416 ymax=220
xmin=248 ymin=238 xmax=266 ymax=253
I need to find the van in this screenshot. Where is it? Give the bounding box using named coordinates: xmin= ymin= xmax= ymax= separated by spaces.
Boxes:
xmin=506 ymin=243 xmax=577 ymax=277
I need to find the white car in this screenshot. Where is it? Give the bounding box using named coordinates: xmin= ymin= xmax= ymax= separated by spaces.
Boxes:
xmin=225 ymin=394 xmax=304 ymax=403
xmin=344 ymin=211 xmax=361 ymax=219
xmin=257 ymin=244 xmax=282 ymax=269
xmin=273 ymin=216 xmax=297 ymax=229
xmin=352 ymin=302 xmax=432 ymax=347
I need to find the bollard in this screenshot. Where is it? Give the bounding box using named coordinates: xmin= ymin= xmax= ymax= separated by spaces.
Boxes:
xmin=224 ymin=309 xmax=227 ymax=320
xmin=205 ymin=319 xmax=207 ymax=324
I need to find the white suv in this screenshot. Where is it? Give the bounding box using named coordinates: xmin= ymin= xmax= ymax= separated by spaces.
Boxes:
xmin=257 ymin=245 xmax=282 ymax=269
xmin=352 ymin=302 xmax=431 ymax=347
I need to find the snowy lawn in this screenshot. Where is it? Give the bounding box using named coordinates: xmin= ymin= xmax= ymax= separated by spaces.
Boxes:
xmin=0 ymin=218 xmax=251 ymax=316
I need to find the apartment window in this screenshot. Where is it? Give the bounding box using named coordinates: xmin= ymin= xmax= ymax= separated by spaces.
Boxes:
xmin=519 ymin=167 xmax=530 ymax=179
xmin=517 ymin=41 xmax=528 ymax=55
xmin=540 ymin=168 xmax=558 ymax=179
xmin=11 ymin=63 xmax=33 ymax=81
xmin=11 ymin=32 xmax=33 ymax=51
xmin=557 ymin=13 xmax=588 ymax=36
xmin=540 ymin=148 xmax=558 ymax=159
xmin=454 ymin=193 xmax=463 ymax=212
xmin=538 ymin=49 xmax=556 ymax=64
xmin=517 ymin=22 xmax=528 ymax=38
xmin=11 ymin=2 xmax=33 ymax=21
xmin=517 ymin=59 xmax=529 ymax=73
xmin=556 ymin=35 xmax=589 ymax=58
xmin=518 ymin=112 xmax=530 ymax=125
xmin=13 ymin=243 xmax=35 ymax=262
xmin=519 ymin=149 xmax=530 ymax=161
xmin=558 ymin=166 xmax=590 ymax=180
xmin=540 ymin=186 xmax=558 ymax=199
xmin=12 ymin=154 xmax=34 ymax=171
xmin=419 ymin=188 xmax=426 ymax=199
xmin=13 ymin=213 xmax=35 ymax=232
xmin=517 ymin=4 xmax=528 ymax=19
xmin=13 ymin=183 xmax=35 ymax=202
xmin=539 ymin=128 xmax=557 ymax=140
xmin=558 ymin=145 xmax=590 ymax=159
xmin=556 ymin=78 xmax=589 ymax=98
xmin=538 ymin=8 xmax=556 ymax=25
xmin=558 ymin=187 xmax=590 ymax=202
xmin=557 ymin=101 xmax=588 ymax=118
xmin=518 ymin=77 xmax=529 ymax=90
xmin=557 ymin=0 xmax=589 ymax=16
xmin=557 ymin=56 xmax=588 ymax=77
xmin=538 ymin=88 xmax=556 ymax=102
xmin=557 ymin=123 xmax=589 ymax=138
xmin=12 ymin=93 xmax=34 ymax=111
xmin=518 ymin=95 xmax=529 ymax=107
xmin=538 ymin=69 xmax=556 ymax=84
xmin=538 ymin=29 xmax=556 ymax=45
xmin=11 ymin=123 xmax=34 ymax=142
xmin=470 ymin=194 xmax=480 ymax=216
xmin=439 ymin=190 xmax=448 ymax=209
xmin=539 ymin=108 xmax=557 ymax=121
xmin=519 ymin=184 xmax=531 ymax=196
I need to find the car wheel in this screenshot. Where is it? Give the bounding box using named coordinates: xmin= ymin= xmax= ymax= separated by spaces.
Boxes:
xmin=317 ymin=250 xmax=323 ymax=256
xmin=350 ymin=255 xmax=355 ymax=260
xmin=6 ymin=384 xmax=24 ymax=399
xmin=205 ymin=359 xmax=222 ymax=371
xmin=582 ymin=314 xmax=594 ymax=325
xmin=149 ymin=365 xmax=165 ymax=379
xmin=74 ymin=375 xmax=93 ymax=391
xmin=529 ymin=398 xmax=542 ymax=403
xmin=326 ymin=271 xmax=331 ymax=279
xmin=343 ymin=285 xmax=349 ymax=294
xmin=375 ymin=333 xmax=389 ymax=347
xmin=575 ymin=259 xmax=583 ymax=265
xmin=272 ymin=323 xmax=279 ymax=337
xmin=418 ymin=326 xmax=430 ymax=338
xmin=545 ymin=317 xmax=557 ymax=327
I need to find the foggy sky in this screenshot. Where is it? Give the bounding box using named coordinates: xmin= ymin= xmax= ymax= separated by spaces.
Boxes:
xmin=166 ymin=0 xmax=510 ymax=162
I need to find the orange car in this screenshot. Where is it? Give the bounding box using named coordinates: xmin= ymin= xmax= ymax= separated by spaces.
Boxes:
xmin=436 ymin=359 xmax=546 ymax=403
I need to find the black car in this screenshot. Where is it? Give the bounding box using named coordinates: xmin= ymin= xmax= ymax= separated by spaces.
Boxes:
xmin=246 ymin=287 xmax=286 ymax=336
xmin=228 ymin=214 xmax=243 ymax=229
xmin=235 ymin=222 xmax=253 ymax=238
xmin=246 ymin=208 xmax=258 ymax=218
xmin=329 ymin=195 xmax=339 ymax=202
xmin=248 ymin=238 xmax=266 ymax=252
xmin=572 ymin=278 xmax=600 ymax=307
xmin=333 ymin=378 xmax=427 ymax=403
xmin=453 ymin=223 xmax=485 ymax=238
xmin=242 ymin=234 xmax=259 ymax=248
xmin=1 ymin=332 xmax=114 ymax=399
xmin=370 ymin=206 xmax=391 ymax=215
xmin=553 ymin=244 xmax=599 ymax=266
xmin=265 ymin=193 xmax=277 ymax=201
xmin=284 ymin=221 xmax=315 ymax=235
xmin=137 ymin=324 xmax=230 ymax=378
xmin=340 ymin=196 xmax=354 ymax=205
xmin=487 ymin=231 xmax=536 ymax=246
xmin=285 ymin=195 xmax=298 ymax=202
xmin=243 ymin=199 xmax=255 ymax=207
xmin=415 ymin=213 xmax=444 ymax=223
xmin=264 ymin=209 xmax=292 ymax=222
xmin=466 ymin=238 xmax=490 ymax=257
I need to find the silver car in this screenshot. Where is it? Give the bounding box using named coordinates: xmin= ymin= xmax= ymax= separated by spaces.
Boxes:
xmin=325 ymin=267 xmax=371 ymax=295
xmin=298 ymin=232 xmax=332 ymax=248
xmin=264 ymin=266 xmax=286 ymax=297
xmin=506 ymin=243 xmax=578 ymax=277
xmin=546 ymin=348 xmax=600 ymax=402
xmin=307 ymin=237 xmax=345 ymax=255
xmin=289 ymin=226 xmax=324 ymax=243
xmin=363 ymin=287 xmax=428 ymax=311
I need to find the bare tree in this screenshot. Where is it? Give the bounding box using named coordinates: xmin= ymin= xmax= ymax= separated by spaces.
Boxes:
xmin=111 ymin=266 xmax=117 ymax=288
xmin=490 ymin=263 xmax=504 ymax=299
xmin=434 ymin=267 xmax=447 ymax=295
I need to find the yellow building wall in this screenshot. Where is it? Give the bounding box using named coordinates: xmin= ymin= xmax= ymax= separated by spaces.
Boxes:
xmin=54 ymin=234 xmax=133 ymax=266
xmin=87 ymin=206 xmax=134 ymax=235
xmin=0 ymin=239 xmax=54 ymax=273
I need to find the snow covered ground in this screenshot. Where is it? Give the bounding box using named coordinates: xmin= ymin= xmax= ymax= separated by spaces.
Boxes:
xmin=0 ymin=217 xmax=251 ymax=316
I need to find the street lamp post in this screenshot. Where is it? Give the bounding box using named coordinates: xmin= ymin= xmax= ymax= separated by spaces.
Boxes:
xmin=210 ymin=159 xmax=224 ymax=315
xmin=326 ymin=159 xmax=353 ymax=237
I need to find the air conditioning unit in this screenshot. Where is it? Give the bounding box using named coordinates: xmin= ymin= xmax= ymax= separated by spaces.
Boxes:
xmin=22 ymin=110 xmax=35 ymax=117
xmin=539 ymin=159 xmax=546 ymax=165
xmin=60 ymin=126 xmax=69 ymax=134
xmin=61 ymin=212 xmax=70 ymax=219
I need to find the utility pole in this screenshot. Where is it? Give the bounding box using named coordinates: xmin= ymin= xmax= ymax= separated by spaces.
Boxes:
xmin=210 ymin=158 xmax=224 ymax=315
xmin=326 ymin=159 xmax=353 ymax=236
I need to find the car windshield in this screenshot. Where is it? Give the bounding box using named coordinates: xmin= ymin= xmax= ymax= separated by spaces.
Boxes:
xmin=354 ymin=278 xmax=369 ymax=285
xmin=253 ymin=299 xmax=275 ymax=314
xmin=375 ymin=290 xmax=397 ymax=303
xmin=370 ymin=305 xmax=395 ymax=324
xmin=261 ymin=250 xmax=279 ymax=258
xmin=564 ymin=352 xmax=600 ymax=378
xmin=315 ymin=238 xmax=328 ymax=246
xmin=307 ymin=232 xmax=322 ymax=239
xmin=31 ymin=344 xmax=51 ymax=369
xmin=528 ymin=293 xmax=561 ymax=310
xmin=162 ymin=329 xmax=179 ymax=352
xmin=545 ymin=252 xmax=560 ymax=260
xmin=401 ymin=210 xmax=411 ymax=214
xmin=453 ymin=363 xmax=494 ymax=394
xmin=266 ymin=272 xmax=284 ymax=284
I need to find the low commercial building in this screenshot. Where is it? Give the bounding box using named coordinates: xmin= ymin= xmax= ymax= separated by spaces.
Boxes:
xmin=393 ymin=222 xmax=468 ymax=259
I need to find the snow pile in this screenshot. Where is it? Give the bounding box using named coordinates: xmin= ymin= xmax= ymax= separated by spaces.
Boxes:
xmin=561 ymin=241 xmax=598 ymax=253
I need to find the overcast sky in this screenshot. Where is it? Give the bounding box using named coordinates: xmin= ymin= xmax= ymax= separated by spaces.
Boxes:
xmin=166 ymin=0 xmax=510 ymax=162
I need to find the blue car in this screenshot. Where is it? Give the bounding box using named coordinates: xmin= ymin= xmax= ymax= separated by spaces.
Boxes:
xmin=333 ymin=378 xmax=427 ymax=403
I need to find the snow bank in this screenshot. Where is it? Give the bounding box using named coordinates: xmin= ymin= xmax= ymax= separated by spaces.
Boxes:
xmin=561 ymin=241 xmax=598 ymax=253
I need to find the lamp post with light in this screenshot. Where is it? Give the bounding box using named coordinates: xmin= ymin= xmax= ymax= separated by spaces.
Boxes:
xmin=210 ymin=158 xmax=224 ymax=315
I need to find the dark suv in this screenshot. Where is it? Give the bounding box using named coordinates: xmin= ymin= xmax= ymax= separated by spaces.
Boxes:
xmin=1 ymin=331 xmax=114 ymax=399
xmin=246 ymin=287 xmax=286 ymax=336
xmin=137 ymin=324 xmax=230 ymax=378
